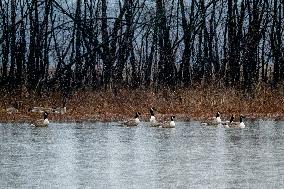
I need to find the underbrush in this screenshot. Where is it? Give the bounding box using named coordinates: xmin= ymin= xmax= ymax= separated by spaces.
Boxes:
xmin=0 ymin=86 xmax=284 ymax=122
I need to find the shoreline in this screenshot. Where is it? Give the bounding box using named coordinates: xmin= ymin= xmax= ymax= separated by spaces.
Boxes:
xmin=1 ymin=112 xmax=284 ymax=124
xmin=1 ymin=87 xmax=284 ymax=123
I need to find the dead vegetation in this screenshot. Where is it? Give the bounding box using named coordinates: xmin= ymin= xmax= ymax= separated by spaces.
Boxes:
xmin=0 ymin=86 xmax=284 ymax=123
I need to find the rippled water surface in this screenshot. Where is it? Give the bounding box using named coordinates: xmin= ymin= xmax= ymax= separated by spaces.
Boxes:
xmin=0 ymin=120 xmax=283 ymax=188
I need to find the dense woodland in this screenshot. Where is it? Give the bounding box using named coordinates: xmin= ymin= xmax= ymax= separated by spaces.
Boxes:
xmin=0 ymin=0 xmax=284 ymax=96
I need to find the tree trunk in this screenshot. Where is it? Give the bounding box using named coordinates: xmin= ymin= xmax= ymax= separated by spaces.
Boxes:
xmin=8 ymin=0 xmax=16 ymax=88
xmin=1 ymin=1 xmax=9 ymax=85
xmin=101 ymin=0 xmax=111 ymax=89
xmin=156 ymin=0 xmax=176 ymax=87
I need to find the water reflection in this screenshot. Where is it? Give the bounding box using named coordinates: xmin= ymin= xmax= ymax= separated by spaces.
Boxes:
xmin=0 ymin=120 xmax=283 ymax=188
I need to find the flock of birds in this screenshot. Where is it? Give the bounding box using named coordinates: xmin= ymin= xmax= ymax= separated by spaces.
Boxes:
xmin=5 ymin=106 xmax=245 ymax=128
xmin=201 ymin=111 xmax=246 ymax=128
xmin=120 ymin=109 xmax=176 ymax=128
xmin=120 ymin=108 xmax=245 ymax=129
xmin=5 ymin=105 xmax=66 ymax=127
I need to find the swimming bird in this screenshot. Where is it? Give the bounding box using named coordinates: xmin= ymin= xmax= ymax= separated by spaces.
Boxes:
xmin=201 ymin=111 xmax=222 ymax=126
xmin=31 ymin=112 xmax=49 ymax=127
xmin=223 ymin=115 xmax=245 ymax=128
xmin=213 ymin=111 xmax=222 ymax=123
xmin=222 ymin=114 xmax=234 ymax=128
xmin=149 ymin=108 xmax=160 ymax=127
xmin=121 ymin=112 xmax=141 ymax=127
xmin=161 ymin=116 xmax=176 ymax=128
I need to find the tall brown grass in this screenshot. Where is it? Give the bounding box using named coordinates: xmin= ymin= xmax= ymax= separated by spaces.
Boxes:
xmin=1 ymin=86 xmax=284 ymax=123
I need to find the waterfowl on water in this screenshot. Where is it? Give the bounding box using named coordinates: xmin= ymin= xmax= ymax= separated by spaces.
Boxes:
xmin=214 ymin=111 xmax=222 ymax=123
xmin=149 ymin=108 xmax=160 ymax=127
xmin=31 ymin=112 xmax=49 ymax=127
xmin=201 ymin=111 xmax=222 ymax=126
xmin=222 ymin=114 xmax=234 ymax=128
xmin=121 ymin=112 xmax=141 ymax=127
xmin=223 ymin=115 xmax=245 ymax=128
xmin=161 ymin=116 xmax=176 ymax=128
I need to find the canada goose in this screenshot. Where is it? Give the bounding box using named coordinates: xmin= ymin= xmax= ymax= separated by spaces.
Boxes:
xmin=149 ymin=108 xmax=160 ymax=127
xmin=52 ymin=106 xmax=67 ymax=114
xmin=5 ymin=101 xmax=22 ymax=114
xmin=52 ymin=100 xmax=67 ymax=114
xmin=28 ymin=107 xmax=52 ymax=113
xmin=201 ymin=111 xmax=222 ymax=126
xmin=214 ymin=111 xmax=222 ymax=123
xmin=121 ymin=112 xmax=141 ymax=127
xmin=6 ymin=107 xmax=19 ymax=114
xmin=28 ymin=107 xmax=43 ymax=113
xmin=31 ymin=112 xmax=49 ymax=127
xmin=222 ymin=114 xmax=234 ymax=128
xmin=161 ymin=116 xmax=175 ymax=128
xmin=149 ymin=108 xmax=156 ymax=122
xmin=224 ymin=115 xmax=245 ymax=128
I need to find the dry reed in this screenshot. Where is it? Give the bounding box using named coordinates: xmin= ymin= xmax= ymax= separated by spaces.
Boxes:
xmin=0 ymin=86 xmax=284 ymax=123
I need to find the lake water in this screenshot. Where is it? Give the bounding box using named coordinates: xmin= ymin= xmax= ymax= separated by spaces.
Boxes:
xmin=0 ymin=120 xmax=283 ymax=188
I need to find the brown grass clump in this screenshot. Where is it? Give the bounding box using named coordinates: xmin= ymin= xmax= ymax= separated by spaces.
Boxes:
xmin=0 ymin=86 xmax=284 ymax=123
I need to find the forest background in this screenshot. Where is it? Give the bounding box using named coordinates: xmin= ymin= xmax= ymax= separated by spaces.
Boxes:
xmin=0 ymin=0 xmax=284 ymax=122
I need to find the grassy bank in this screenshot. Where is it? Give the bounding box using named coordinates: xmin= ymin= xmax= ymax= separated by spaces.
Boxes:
xmin=1 ymin=86 xmax=284 ymax=123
